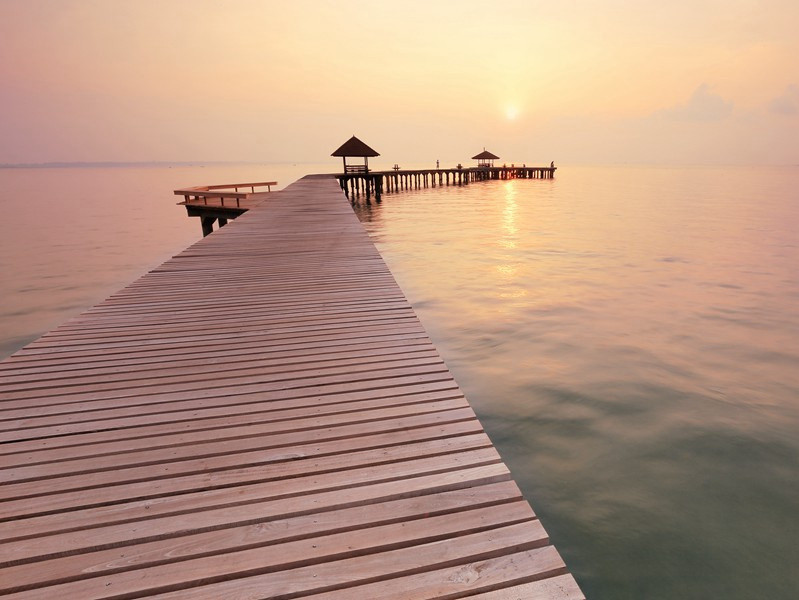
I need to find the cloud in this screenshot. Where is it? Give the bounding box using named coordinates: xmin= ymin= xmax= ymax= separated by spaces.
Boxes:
xmin=769 ymin=85 xmax=798 ymax=116
xmin=657 ymin=84 xmax=734 ymax=122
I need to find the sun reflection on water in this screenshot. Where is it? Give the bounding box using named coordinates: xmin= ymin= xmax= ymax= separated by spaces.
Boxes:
xmin=496 ymin=181 xmax=522 ymax=287
xmin=494 ymin=181 xmax=531 ymax=305
xmin=502 ymin=181 xmax=519 ymax=239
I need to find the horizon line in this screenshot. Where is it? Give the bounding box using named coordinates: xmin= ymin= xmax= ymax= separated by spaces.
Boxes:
xmin=1 ymin=160 xmax=797 ymax=169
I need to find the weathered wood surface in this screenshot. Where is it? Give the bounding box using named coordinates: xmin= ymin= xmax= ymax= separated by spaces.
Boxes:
xmin=0 ymin=175 xmax=583 ymax=599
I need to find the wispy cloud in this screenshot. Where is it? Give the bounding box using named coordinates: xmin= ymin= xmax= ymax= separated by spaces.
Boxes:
xmin=657 ymin=84 xmax=733 ymax=122
xmin=768 ymin=85 xmax=798 ymax=116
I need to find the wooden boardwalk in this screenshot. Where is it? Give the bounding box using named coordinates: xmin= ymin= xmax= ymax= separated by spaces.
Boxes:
xmin=0 ymin=176 xmax=583 ymax=599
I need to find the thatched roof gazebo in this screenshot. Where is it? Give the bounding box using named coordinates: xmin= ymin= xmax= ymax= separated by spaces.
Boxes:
xmin=472 ymin=148 xmax=499 ymax=168
xmin=332 ymin=135 xmax=380 ymax=173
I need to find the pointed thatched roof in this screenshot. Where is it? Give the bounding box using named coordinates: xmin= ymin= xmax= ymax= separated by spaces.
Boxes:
xmin=472 ymin=149 xmax=500 ymax=160
xmin=331 ymin=136 xmax=380 ymax=157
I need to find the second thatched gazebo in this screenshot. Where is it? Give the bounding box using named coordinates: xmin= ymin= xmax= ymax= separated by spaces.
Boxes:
xmin=331 ymin=135 xmax=380 ymax=174
xmin=472 ymin=148 xmax=499 ymax=168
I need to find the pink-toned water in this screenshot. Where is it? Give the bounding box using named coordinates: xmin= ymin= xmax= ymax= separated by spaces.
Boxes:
xmin=0 ymin=163 xmax=325 ymax=355
xmin=1 ymin=164 xmax=797 ymax=598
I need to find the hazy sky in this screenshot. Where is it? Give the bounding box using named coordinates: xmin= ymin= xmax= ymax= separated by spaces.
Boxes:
xmin=1 ymin=0 xmax=797 ymax=166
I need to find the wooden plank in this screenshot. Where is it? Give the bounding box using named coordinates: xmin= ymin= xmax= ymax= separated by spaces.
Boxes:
xmin=0 ymin=352 xmax=444 ymax=400
xmin=0 ymin=374 xmax=459 ymax=443
xmin=0 ymin=482 xmax=523 ymax=594
xmin=3 ymin=522 xmax=552 ymax=600
xmin=303 ymin=549 xmax=572 ymax=600
xmin=0 ymin=403 xmax=476 ymax=488
xmin=133 ymin=522 xmax=551 ymax=600
xmin=2 ymin=500 xmax=537 ymax=597
xmin=0 ymin=415 xmax=485 ymax=510
xmin=0 ymin=363 xmax=452 ymax=420
xmin=0 ymin=387 xmax=465 ymax=467
xmin=0 ymin=341 xmax=437 ymax=387
xmin=469 ymin=574 xmax=585 ymax=599
xmin=1 ymin=461 xmax=512 ymax=561
xmin=0 ymin=328 xmax=429 ymax=372
xmin=0 ymin=382 xmax=461 ymax=458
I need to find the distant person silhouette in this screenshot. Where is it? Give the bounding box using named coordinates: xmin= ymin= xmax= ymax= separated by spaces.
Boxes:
xmin=436 ymin=160 xmax=439 ymax=169
xmin=551 ymin=161 xmax=555 ymax=168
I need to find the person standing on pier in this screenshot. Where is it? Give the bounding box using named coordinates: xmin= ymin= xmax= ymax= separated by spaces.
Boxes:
xmin=436 ymin=159 xmax=439 ymax=169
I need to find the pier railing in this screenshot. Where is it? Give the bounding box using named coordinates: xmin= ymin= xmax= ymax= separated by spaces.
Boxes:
xmin=174 ymin=181 xmax=277 ymax=208
xmin=174 ymin=181 xmax=278 ymax=237
xmin=337 ymin=165 xmax=556 ymax=200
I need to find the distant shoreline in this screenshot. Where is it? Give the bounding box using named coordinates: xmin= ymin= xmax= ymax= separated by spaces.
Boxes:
xmin=2 ymin=161 xmax=796 ymax=170
xmin=0 ymin=161 xmax=278 ymax=169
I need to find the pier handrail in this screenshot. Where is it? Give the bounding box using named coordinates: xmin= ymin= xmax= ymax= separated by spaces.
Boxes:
xmin=173 ymin=181 xmax=277 ymax=208
xmin=204 ymin=181 xmax=277 ymax=192
xmin=367 ymin=166 xmax=556 ymax=175
xmin=174 ymin=181 xmax=277 ymax=195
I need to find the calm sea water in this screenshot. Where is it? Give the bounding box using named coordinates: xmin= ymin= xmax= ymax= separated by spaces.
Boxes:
xmin=1 ymin=164 xmax=797 ymax=598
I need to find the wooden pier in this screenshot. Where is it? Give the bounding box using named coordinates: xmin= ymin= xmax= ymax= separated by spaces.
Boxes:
xmin=175 ymin=181 xmax=277 ymax=237
xmin=337 ymin=165 xmax=556 ymax=200
xmin=0 ymin=175 xmax=582 ymax=599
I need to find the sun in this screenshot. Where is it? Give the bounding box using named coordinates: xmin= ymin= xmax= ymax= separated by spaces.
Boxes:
xmin=505 ymin=105 xmax=520 ymax=120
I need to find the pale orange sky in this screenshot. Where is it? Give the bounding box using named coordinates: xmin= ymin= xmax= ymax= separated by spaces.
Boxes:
xmin=1 ymin=0 xmax=797 ymax=166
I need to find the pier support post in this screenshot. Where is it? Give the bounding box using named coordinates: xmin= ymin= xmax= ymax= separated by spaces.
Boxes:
xmin=201 ymin=217 xmax=215 ymax=237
